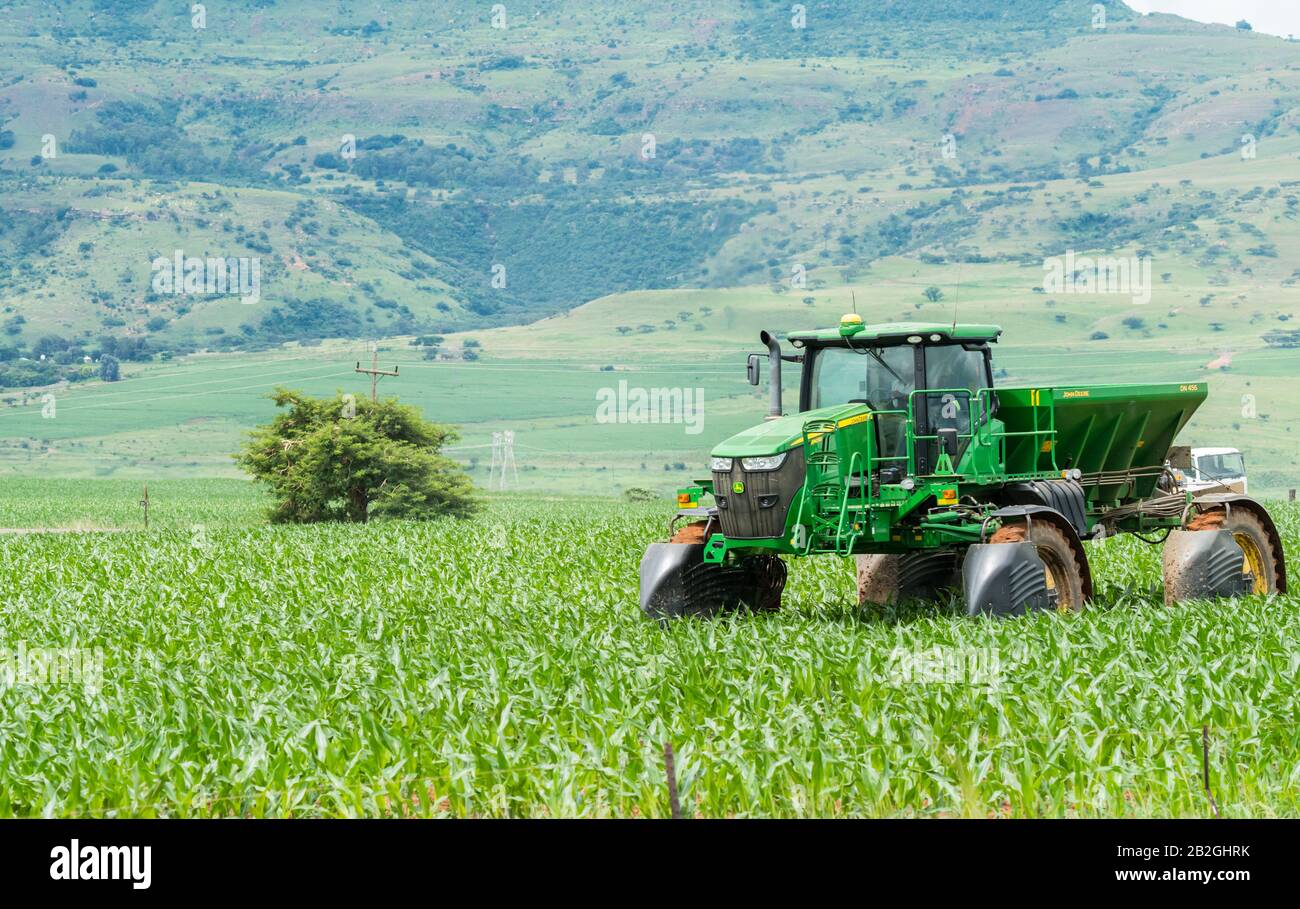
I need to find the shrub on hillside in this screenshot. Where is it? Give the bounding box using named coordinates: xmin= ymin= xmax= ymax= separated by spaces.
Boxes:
xmin=98 ymin=354 xmax=120 ymax=382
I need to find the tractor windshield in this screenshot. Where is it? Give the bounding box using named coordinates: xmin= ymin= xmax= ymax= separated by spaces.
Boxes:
xmin=810 ymin=345 xmax=914 ymax=466
xmin=809 ymin=345 xmax=915 ymax=411
xmin=809 ymin=342 xmax=991 ymax=472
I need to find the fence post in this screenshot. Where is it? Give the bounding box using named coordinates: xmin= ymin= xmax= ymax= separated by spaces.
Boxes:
xmin=1201 ymin=725 xmax=1221 ymax=818
xmin=663 ymin=742 xmax=683 ymax=819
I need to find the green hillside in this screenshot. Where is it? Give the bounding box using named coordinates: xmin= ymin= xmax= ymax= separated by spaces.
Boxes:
xmin=1 ymin=1 xmax=1297 ymax=489
xmin=4 ymin=253 xmax=1298 ymax=494
xmin=2 ymin=1 xmax=1293 ymax=341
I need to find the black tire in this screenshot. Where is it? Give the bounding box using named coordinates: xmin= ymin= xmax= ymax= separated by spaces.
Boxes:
xmin=746 ymin=555 xmax=787 ymax=613
xmin=657 ymin=553 xmax=785 ymax=620
xmin=652 ymin=523 xmax=786 ymax=619
xmin=991 ymin=519 xmax=1089 ymax=613
xmin=1187 ymin=506 xmax=1285 ymax=595
xmin=856 ymin=550 xmax=961 ymax=607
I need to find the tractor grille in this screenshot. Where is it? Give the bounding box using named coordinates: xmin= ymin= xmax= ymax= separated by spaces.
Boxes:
xmin=712 ymin=448 xmax=805 ymax=540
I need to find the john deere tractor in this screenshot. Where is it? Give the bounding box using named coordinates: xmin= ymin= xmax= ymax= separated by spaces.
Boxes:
xmin=640 ymin=317 xmax=1288 ymax=619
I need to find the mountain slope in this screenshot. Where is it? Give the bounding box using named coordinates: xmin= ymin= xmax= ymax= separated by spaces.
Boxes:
xmin=1 ymin=1 xmax=1293 ymax=359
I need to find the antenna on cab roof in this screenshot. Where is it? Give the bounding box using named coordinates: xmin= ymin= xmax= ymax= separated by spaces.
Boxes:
xmin=950 ymin=261 xmax=962 ymax=331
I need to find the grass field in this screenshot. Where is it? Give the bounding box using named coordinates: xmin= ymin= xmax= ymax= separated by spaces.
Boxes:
xmin=1 ymin=479 xmax=1298 ymax=818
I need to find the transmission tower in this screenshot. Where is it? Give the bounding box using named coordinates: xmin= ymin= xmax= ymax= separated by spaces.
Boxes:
xmin=488 ymin=432 xmax=502 ymax=488
xmin=502 ymin=430 xmax=519 ymax=490
xmin=488 ymin=430 xmax=520 ymax=491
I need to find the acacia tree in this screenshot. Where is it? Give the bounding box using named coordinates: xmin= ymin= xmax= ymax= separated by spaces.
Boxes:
xmin=238 ymin=388 xmax=476 ymax=523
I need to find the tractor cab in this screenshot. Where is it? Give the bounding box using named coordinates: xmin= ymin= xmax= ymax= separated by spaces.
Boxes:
xmin=786 ymin=318 xmax=1002 ymax=477
xmin=708 ymin=317 xmax=1005 ymax=550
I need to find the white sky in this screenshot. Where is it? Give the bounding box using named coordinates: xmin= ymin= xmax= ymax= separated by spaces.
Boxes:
xmin=1125 ymin=1 xmax=1300 ymax=39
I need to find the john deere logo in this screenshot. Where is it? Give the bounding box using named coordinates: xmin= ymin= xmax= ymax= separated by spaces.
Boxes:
xmin=732 ymin=481 xmax=745 ymax=495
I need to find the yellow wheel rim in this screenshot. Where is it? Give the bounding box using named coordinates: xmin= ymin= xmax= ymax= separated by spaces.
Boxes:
xmin=1036 ymin=548 xmax=1071 ymax=613
xmin=1233 ymin=532 xmax=1269 ymax=595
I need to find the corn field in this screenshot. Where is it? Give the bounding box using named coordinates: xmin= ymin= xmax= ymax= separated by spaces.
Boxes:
xmin=1 ymin=480 xmax=1298 ymax=817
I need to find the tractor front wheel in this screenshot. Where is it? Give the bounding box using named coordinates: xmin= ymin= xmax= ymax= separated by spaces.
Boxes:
xmin=640 ymin=522 xmax=786 ymax=621
xmin=857 ymin=550 xmax=961 ymax=607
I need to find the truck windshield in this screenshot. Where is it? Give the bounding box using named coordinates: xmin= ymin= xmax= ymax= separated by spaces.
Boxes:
xmin=810 ymin=345 xmax=914 ymax=411
xmin=1196 ymin=452 xmax=1246 ymax=480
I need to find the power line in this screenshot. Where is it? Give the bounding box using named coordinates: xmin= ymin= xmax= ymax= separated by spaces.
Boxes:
xmin=0 ymin=370 xmax=356 ymax=418
xmin=0 ymin=360 xmax=356 ymax=412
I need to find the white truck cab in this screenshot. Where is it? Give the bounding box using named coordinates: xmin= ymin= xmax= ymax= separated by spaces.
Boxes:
xmin=1167 ymin=446 xmax=1248 ymax=495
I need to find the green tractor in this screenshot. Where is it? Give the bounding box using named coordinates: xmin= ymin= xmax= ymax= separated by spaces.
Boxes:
xmin=640 ymin=316 xmax=1288 ymax=619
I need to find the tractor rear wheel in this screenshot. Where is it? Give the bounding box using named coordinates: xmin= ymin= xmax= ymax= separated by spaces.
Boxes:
xmin=1164 ymin=506 xmax=1285 ymax=604
xmin=989 ymin=520 xmax=1088 ymax=613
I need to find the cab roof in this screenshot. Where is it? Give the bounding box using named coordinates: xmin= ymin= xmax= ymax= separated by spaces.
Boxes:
xmin=786 ymin=322 xmax=1003 ymax=345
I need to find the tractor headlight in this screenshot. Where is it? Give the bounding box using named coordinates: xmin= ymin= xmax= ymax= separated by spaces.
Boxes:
xmin=740 ymin=452 xmax=788 ymax=472
xmin=709 ymin=456 xmax=733 ymax=472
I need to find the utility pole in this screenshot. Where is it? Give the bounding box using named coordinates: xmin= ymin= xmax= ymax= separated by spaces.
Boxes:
xmin=139 ymin=483 xmax=149 ymax=529
xmin=355 ymin=346 xmax=399 ymax=401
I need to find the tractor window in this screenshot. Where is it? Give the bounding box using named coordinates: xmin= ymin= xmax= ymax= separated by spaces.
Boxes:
xmin=915 ymin=345 xmax=990 ymax=470
xmin=922 ymin=344 xmax=990 ymax=429
xmin=924 ymin=345 xmax=988 ymax=396
xmin=810 ymin=345 xmax=915 ymax=412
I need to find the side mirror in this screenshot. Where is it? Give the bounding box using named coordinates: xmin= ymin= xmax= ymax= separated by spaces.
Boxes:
xmin=746 ymin=353 xmax=761 ymax=386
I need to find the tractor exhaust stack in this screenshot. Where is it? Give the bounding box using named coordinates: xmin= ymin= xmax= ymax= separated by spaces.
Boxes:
xmin=760 ymin=330 xmax=782 ymax=421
